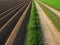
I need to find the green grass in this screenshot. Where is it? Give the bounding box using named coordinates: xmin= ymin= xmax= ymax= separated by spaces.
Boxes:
xmin=38 ymin=0 xmax=60 ymax=11
xmin=26 ymin=0 xmax=44 ymax=45
xmin=37 ymin=1 xmax=60 ymax=32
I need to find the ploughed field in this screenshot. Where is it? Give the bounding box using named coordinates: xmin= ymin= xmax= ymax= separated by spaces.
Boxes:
xmin=0 ymin=0 xmax=31 ymax=45
xmin=0 ymin=0 xmax=25 ymax=13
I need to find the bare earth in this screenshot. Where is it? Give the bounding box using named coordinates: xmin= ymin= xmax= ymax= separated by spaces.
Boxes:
xmin=37 ymin=1 xmax=60 ymax=17
xmin=5 ymin=2 xmax=31 ymax=45
xmin=34 ymin=0 xmax=60 ymax=45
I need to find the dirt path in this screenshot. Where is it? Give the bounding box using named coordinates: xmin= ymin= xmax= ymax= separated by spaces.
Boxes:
xmin=34 ymin=0 xmax=60 ymax=45
xmin=37 ymin=0 xmax=60 ymax=17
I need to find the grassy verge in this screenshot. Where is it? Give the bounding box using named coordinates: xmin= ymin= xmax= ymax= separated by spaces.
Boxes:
xmin=38 ymin=0 xmax=60 ymax=11
xmin=26 ymin=0 xmax=44 ymax=45
xmin=37 ymin=1 xmax=60 ymax=32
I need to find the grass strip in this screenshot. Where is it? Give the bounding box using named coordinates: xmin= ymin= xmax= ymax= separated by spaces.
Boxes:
xmin=37 ymin=1 xmax=60 ymax=32
xmin=38 ymin=0 xmax=60 ymax=11
xmin=26 ymin=0 xmax=44 ymax=45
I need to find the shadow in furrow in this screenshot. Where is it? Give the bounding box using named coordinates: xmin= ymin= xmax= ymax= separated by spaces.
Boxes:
xmin=12 ymin=3 xmax=31 ymax=45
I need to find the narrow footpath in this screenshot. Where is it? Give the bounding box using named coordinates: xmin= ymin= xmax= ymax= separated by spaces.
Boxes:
xmin=34 ymin=0 xmax=60 ymax=45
